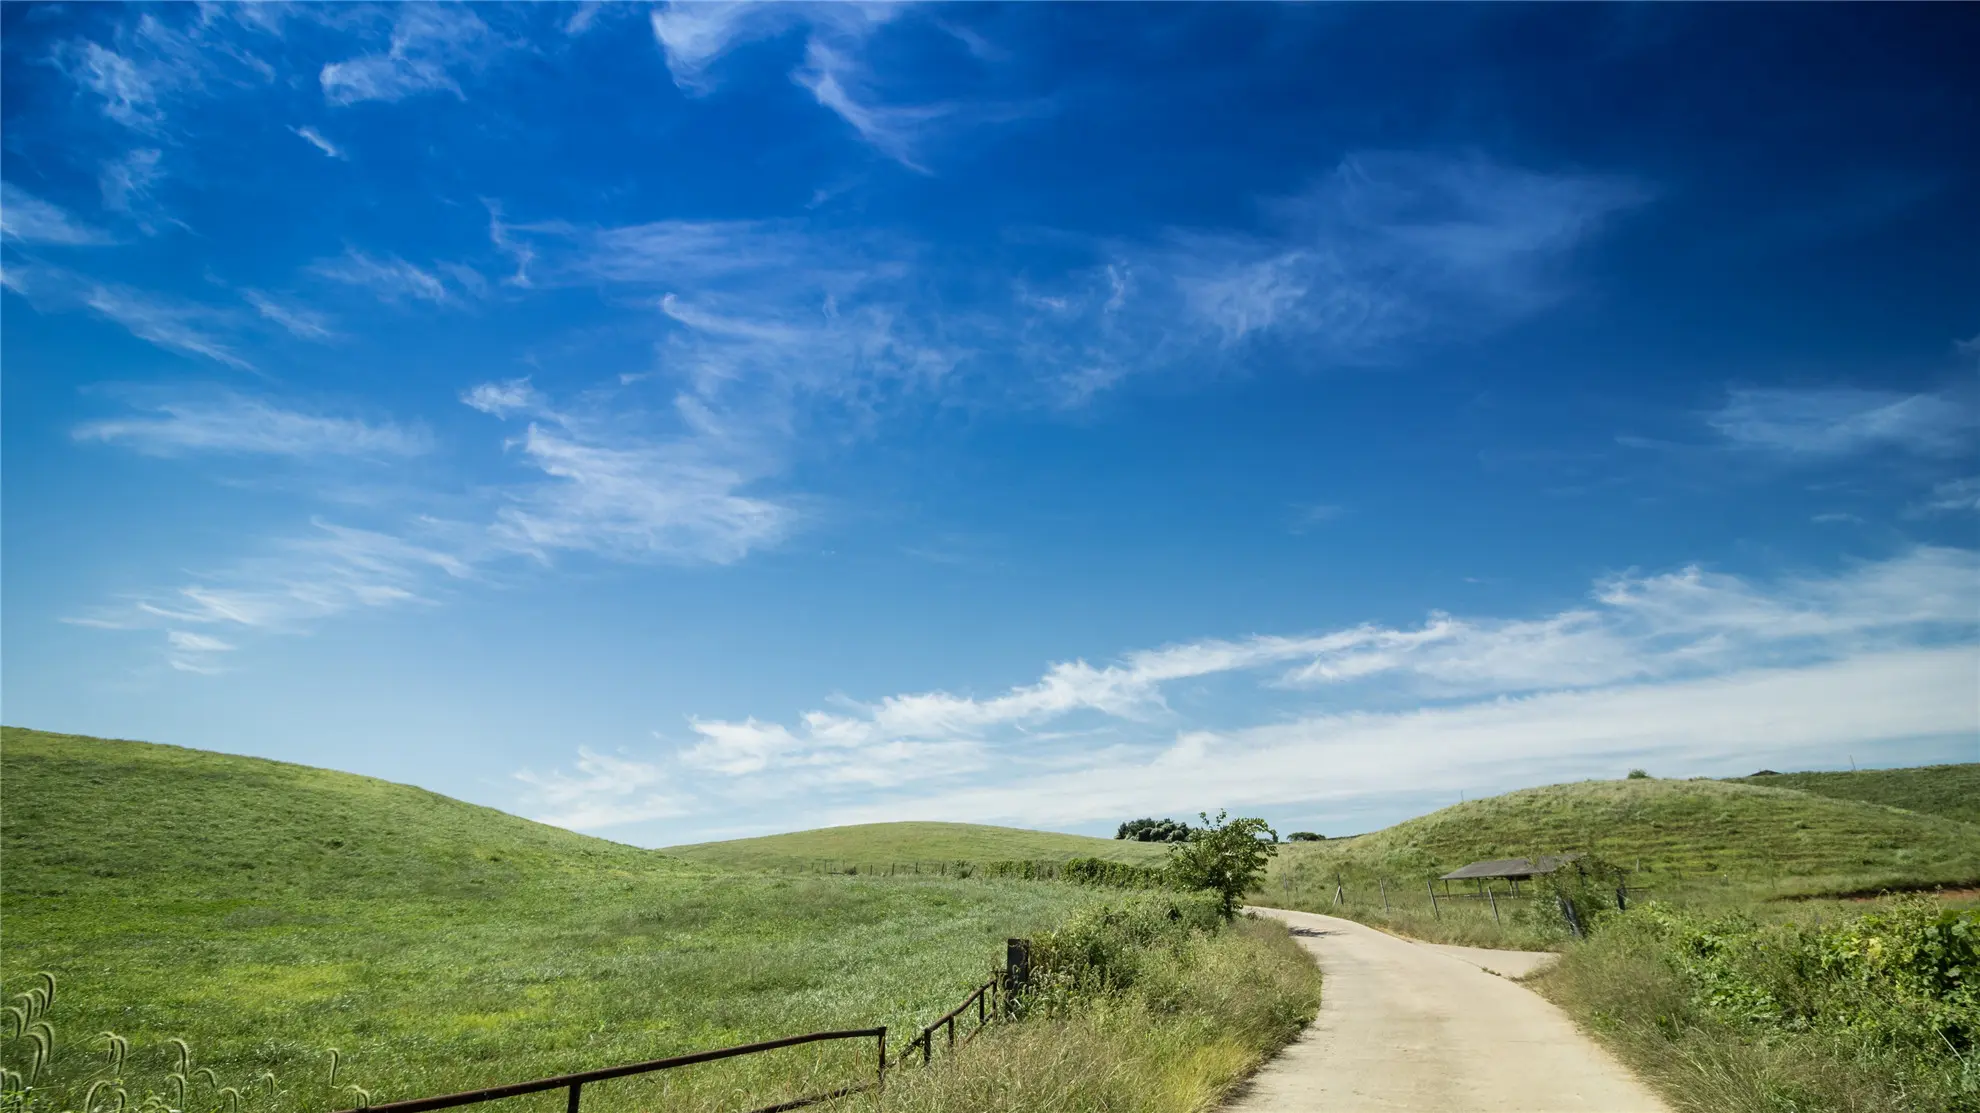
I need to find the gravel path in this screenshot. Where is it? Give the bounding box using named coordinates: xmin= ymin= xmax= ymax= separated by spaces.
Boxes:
xmin=1230 ymin=907 xmax=1671 ymax=1112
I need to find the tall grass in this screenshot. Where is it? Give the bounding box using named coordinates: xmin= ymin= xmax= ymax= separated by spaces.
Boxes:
xmin=882 ymin=899 xmax=1322 ymax=1113
xmin=1533 ymin=897 xmax=1980 ymax=1113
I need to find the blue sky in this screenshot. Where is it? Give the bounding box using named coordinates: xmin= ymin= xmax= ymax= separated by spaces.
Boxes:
xmin=4 ymin=3 xmax=1977 ymax=845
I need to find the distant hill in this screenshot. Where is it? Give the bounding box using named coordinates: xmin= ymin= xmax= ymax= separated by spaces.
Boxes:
xmin=2 ymin=726 xmax=680 ymax=900
xmin=1728 ymin=763 xmax=1980 ymax=827
xmin=668 ymin=820 xmax=1173 ymax=872
xmin=1274 ymin=775 xmax=1980 ymax=894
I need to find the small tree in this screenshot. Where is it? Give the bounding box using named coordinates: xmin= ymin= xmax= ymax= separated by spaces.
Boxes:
xmin=1626 ymin=769 xmax=1650 ymax=780
xmin=1165 ymin=810 xmax=1278 ymax=919
xmin=1286 ymin=831 xmax=1324 ymax=842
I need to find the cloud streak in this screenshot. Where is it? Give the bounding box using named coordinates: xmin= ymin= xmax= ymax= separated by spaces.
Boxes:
xmin=1710 ymin=386 xmax=1978 ymax=458
xmin=74 ymin=391 xmax=430 ymax=459
xmin=518 ymin=547 xmax=1979 ymax=835
xmin=1 ymin=183 xmax=113 ymax=245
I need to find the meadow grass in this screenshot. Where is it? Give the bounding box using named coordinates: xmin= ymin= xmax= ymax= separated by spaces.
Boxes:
xmin=1728 ymin=763 xmax=1980 ymax=826
xmin=1261 ymin=773 xmax=1980 ymax=948
xmin=0 ymin=730 xmax=1111 ymax=1113
xmin=666 ymin=823 xmax=1171 ymax=874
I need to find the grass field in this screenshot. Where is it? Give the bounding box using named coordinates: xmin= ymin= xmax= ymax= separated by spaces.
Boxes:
xmin=0 ymin=728 xmax=1109 ymax=1113
xmin=666 ymin=822 xmax=1171 ymax=873
xmin=1256 ymin=773 xmax=1980 ymax=950
xmin=1728 ymin=763 xmax=1980 ymax=826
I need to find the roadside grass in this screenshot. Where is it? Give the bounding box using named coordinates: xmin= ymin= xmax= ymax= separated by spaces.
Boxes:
xmin=667 ymin=823 xmax=1171 ymax=874
xmin=881 ymin=902 xmax=1322 ymax=1113
xmin=0 ymin=729 xmax=1096 ymax=1113
xmin=1729 ymin=763 xmax=1980 ymax=827
xmin=1532 ymin=897 xmax=1980 ymax=1113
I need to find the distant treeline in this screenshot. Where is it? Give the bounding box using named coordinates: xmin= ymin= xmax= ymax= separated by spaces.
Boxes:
xmin=1115 ymin=817 xmax=1194 ymax=842
xmin=794 ymin=856 xmax=1172 ymax=889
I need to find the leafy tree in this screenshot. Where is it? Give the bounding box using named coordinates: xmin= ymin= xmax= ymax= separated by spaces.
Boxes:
xmin=1626 ymin=768 xmax=1651 ymax=779
xmin=1165 ymin=810 xmax=1278 ymax=919
xmin=1115 ymin=817 xmax=1194 ymax=842
xmin=1286 ymin=831 xmax=1324 ymax=842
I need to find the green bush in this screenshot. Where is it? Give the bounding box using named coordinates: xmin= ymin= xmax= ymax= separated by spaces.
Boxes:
xmin=1059 ymin=857 xmax=1170 ymax=890
xmin=1541 ymin=897 xmax=1980 ymax=1113
xmin=1165 ymin=812 xmax=1278 ymax=919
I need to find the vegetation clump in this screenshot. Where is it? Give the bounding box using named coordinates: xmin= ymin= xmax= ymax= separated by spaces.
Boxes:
xmin=883 ymin=894 xmax=1322 ymax=1113
xmin=1165 ymin=812 xmax=1278 ymax=919
xmin=1538 ymin=896 xmax=1980 ymax=1113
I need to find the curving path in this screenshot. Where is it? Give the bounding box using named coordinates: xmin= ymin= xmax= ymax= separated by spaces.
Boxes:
xmin=1230 ymin=907 xmax=1671 ymax=1113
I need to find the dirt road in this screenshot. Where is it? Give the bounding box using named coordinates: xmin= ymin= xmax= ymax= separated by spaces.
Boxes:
xmin=1231 ymin=907 xmax=1671 ymax=1112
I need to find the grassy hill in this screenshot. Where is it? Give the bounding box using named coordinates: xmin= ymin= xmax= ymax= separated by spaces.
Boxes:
xmin=1728 ymin=762 xmax=1980 ymax=826
xmin=0 ymin=728 xmax=1098 ymax=1113
xmin=668 ymin=821 xmax=1172 ymax=873
xmin=1267 ymin=774 xmax=1980 ymax=901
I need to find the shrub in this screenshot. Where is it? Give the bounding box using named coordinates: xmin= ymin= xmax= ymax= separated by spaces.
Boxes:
xmin=1286 ymin=831 xmax=1324 ymax=842
xmin=1165 ymin=811 xmax=1279 ymax=919
xmin=1627 ymin=769 xmax=1651 ymax=779
xmin=1059 ymin=857 xmax=1169 ymax=890
xmin=1541 ymin=897 xmax=1980 ymax=1113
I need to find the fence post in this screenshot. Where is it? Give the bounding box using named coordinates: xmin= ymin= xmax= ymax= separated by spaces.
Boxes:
xmin=1428 ymin=879 xmax=1440 ymax=919
xmin=1616 ymin=884 xmax=1627 ymax=912
xmin=1488 ymin=886 xmax=1499 ymax=925
xmin=1005 ymin=938 xmax=1031 ymax=1018
xmin=876 ymin=1027 xmax=887 ymax=1099
xmin=1380 ymin=876 xmax=1389 ymax=913
xmin=566 ymin=1083 xmax=581 ymax=1113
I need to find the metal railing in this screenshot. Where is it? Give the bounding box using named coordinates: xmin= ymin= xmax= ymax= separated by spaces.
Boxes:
xmin=336 ymin=1028 xmax=886 ymax=1113
xmin=331 ymin=939 xmax=1033 ymax=1113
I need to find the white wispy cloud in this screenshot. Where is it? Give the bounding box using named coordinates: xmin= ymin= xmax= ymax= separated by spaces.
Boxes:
xmin=166 ymin=629 xmax=235 ymax=674
xmin=475 ymin=398 xmax=793 ymax=566
xmin=56 ymin=38 xmax=170 ymax=131
xmin=648 ymin=3 xmax=796 ymax=93
xmin=291 ymin=125 xmax=348 ymax=160
xmin=74 ymin=391 xmax=430 ymax=459
xmin=71 ymin=519 xmax=477 ymax=638
xmin=1136 ymin=153 xmax=1646 ymax=362
xmin=792 ymin=35 xmax=944 ymax=174
xmin=320 ymin=5 xmax=513 ymax=106
xmin=516 ymin=747 xmax=689 ymax=829
xmin=1709 ymin=386 xmax=1978 ymax=458
xmin=1 ymin=183 xmax=113 ymax=245
xmin=310 ymin=248 xmax=453 ymax=305
xmin=99 ymin=148 xmax=164 ymax=213
xmin=826 ymin=647 xmax=1977 ymax=830
xmin=1919 ymin=476 xmax=1980 ymax=515
xmin=650 ymin=2 xmax=959 ymax=171
xmin=518 ymin=547 xmax=1979 ymax=833
xmin=5 ymin=264 xmax=250 ymax=369
xmin=243 ymin=289 xmax=337 ymax=340
xmin=54 ymin=13 xmax=277 ymax=132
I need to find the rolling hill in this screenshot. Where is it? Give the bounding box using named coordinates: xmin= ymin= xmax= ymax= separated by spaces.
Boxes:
xmin=1728 ymin=762 xmax=1980 ymax=826
xmin=0 ymin=727 xmax=1097 ymax=1113
xmin=666 ymin=821 xmax=1173 ymax=872
xmin=1269 ymin=774 xmax=1980 ymax=896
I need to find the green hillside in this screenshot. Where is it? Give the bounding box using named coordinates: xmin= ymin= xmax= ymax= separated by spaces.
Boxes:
xmin=0 ymin=728 xmax=1095 ymax=1113
xmin=1270 ymin=775 xmax=1980 ymax=896
xmin=667 ymin=821 xmax=1173 ymax=872
xmin=1728 ymin=762 xmax=1980 ymax=826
